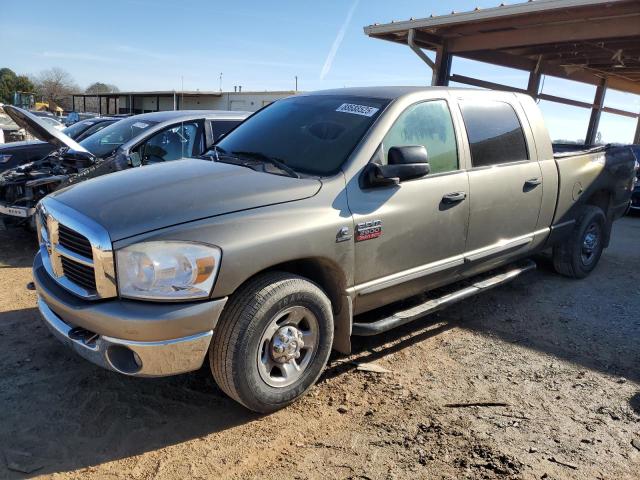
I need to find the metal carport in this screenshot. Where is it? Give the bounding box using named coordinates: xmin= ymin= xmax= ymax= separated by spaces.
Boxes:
xmin=364 ymin=0 xmax=640 ymax=144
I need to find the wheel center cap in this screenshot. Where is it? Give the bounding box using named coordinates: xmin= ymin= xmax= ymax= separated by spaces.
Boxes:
xmin=271 ymin=326 xmax=304 ymax=363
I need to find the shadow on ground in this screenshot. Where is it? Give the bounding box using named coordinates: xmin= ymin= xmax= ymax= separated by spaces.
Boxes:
xmin=0 ymin=216 xmax=637 ymax=476
xmin=0 ymin=228 xmax=38 ymax=268
xmin=0 ymin=306 xmax=256 ymax=478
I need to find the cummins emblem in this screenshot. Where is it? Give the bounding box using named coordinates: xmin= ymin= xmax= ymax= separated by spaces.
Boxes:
xmin=355 ymin=220 xmax=383 ymax=242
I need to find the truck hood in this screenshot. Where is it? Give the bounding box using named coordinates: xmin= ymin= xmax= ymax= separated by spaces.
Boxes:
xmin=3 ymin=106 xmax=88 ymax=153
xmin=50 ymin=158 xmax=322 ymax=241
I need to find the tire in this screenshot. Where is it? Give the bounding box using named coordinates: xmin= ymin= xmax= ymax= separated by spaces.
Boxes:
xmin=210 ymin=271 xmax=334 ymax=413
xmin=552 ymin=205 xmax=606 ymax=279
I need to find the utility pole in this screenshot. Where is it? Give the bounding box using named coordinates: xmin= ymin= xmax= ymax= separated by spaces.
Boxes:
xmin=219 ymin=72 xmax=223 ymax=92
xmin=295 ymin=75 xmax=298 ymax=92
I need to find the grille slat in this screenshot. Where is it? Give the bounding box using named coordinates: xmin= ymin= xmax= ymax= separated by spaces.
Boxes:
xmin=61 ymin=256 xmax=96 ymax=291
xmin=57 ymin=222 xmax=97 ymax=293
xmin=58 ymin=224 xmax=93 ymax=258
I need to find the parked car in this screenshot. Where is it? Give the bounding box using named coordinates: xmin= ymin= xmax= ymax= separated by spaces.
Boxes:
xmin=38 ymin=116 xmax=65 ymax=131
xmin=31 ymin=87 xmax=636 ymax=412
xmin=0 ymin=107 xmax=249 ymax=227
xmin=0 ymin=117 xmax=121 ymax=174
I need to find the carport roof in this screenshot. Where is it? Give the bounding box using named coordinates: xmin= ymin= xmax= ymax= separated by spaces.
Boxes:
xmin=364 ymin=0 xmax=640 ymax=95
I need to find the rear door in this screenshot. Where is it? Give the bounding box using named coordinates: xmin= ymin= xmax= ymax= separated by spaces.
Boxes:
xmin=459 ymin=99 xmax=543 ymax=263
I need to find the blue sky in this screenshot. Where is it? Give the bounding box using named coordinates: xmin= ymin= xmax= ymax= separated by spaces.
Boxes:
xmin=2 ymin=0 xmax=638 ymax=142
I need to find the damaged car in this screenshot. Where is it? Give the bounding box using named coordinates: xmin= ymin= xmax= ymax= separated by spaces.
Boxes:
xmin=0 ymin=116 xmax=122 ymax=173
xmin=0 ymin=106 xmax=250 ymax=228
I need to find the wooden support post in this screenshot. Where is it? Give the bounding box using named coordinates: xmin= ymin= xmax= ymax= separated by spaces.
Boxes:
xmin=72 ymin=96 xmax=75 ymax=112
xmin=634 ymin=117 xmax=640 ymax=145
xmin=432 ymin=43 xmax=452 ymax=86
xmin=527 ymin=57 xmax=542 ymax=99
xmin=156 ymin=95 xmax=160 ymax=112
xmin=83 ymin=97 xmax=86 ymax=112
xmin=585 ymin=79 xmax=607 ymax=145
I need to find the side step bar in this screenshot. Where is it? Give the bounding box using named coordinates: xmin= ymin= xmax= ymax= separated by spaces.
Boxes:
xmin=351 ymin=260 xmax=536 ymax=336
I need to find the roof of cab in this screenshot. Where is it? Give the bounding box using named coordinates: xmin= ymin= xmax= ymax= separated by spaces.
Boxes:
xmin=304 ymin=86 xmax=476 ymax=100
xmin=128 ymin=110 xmax=251 ymax=122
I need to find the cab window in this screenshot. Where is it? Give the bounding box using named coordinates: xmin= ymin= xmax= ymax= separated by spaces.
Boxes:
xmin=459 ymin=101 xmax=529 ymax=167
xmin=381 ymin=100 xmax=458 ymax=174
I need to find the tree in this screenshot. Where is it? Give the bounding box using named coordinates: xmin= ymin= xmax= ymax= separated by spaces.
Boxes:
xmin=85 ymin=82 xmax=119 ymax=94
xmin=0 ymin=68 xmax=36 ymax=105
xmin=33 ymin=67 xmax=79 ymax=111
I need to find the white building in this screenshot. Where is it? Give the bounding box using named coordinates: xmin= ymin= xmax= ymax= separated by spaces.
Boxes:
xmin=71 ymin=90 xmax=297 ymax=115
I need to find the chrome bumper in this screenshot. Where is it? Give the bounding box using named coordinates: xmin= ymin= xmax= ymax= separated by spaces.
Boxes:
xmin=37 ymin=297 xmax=213 ymax=377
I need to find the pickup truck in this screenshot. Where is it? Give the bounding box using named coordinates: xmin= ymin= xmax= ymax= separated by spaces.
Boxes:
xmin=32 ymin=87 xmax=636 ymax=413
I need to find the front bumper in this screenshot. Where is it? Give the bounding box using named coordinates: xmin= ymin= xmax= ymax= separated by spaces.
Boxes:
xmin=33 ymin=252 xmax=227 ymax=377
xmin=0 ymin=201 xmax=34 ymax=218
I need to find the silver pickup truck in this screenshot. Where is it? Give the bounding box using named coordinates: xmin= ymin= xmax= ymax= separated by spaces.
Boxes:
xmin=32 ymin=87 xmax=636 ymax=412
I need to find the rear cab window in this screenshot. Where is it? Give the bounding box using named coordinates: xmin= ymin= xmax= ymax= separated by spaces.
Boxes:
xmin=459 ymin=101 xmax=529 ymax=167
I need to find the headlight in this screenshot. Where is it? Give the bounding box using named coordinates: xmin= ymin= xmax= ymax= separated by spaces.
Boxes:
xmin=116 ymin=241 xmax=221 ymax=300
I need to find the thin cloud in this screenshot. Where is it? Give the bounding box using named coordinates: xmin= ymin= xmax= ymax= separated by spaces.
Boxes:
xmin=115 ymin=45 xmax=171 ymax=61
xmin=320 ymin=0 xmax=359 ymax=80
xmin=41 ymin=51 xmax=116 ymax=62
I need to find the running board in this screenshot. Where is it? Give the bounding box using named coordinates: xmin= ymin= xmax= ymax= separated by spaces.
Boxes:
xmin=351 ymin=260 xmax=536 ymax=336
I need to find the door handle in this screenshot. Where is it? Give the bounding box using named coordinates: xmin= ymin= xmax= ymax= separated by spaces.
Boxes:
xmin=442 ymin=191 xmax=467 ymax=204
xmin=524 ymin=177 xmax=542 ymax=188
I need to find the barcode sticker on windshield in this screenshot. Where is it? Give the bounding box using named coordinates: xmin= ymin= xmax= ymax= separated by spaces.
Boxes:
xmin=336 ymin=103 xmax=379 ymax=117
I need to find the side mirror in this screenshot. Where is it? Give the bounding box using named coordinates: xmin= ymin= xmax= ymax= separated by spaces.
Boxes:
xmin=365 ymin=146 xmax=430 ymax=187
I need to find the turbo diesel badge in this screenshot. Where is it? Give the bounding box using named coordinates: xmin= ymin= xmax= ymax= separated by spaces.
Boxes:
xmin=355 ymin=220 xmax=383 ymax=242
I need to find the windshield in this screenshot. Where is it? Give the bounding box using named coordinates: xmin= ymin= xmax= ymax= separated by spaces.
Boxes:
xmin=213 ymin=95 xmax=389 ymax=175
xmin=79 ymin=117 xmax=158 ymax=158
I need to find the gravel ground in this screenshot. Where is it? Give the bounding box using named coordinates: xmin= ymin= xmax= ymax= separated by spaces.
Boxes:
xmin=0 ymin=217 xmax=638 ymax=479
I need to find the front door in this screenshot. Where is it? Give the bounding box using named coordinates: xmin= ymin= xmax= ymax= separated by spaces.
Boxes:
xmin=347 ymin=99 xmax=470 ymax=314
xmin=460 ymin=100 xmax=543 ymax=261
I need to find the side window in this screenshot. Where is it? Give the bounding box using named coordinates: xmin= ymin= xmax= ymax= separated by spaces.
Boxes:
xmin=139 ymin=121 xmax=201 ymax=164
xmin=382 ymin=100 xmax=458 ymax=174
xmin=211 ymin=120 xmax=240 ymax=141
xmin=459 ymin=101 xmax=529 ymax=167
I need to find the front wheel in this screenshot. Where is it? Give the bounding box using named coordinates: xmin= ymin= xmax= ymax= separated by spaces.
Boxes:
xmin=552 ymin=205 xmax=606 ymax=279
xmin=210 ymin=272 xmax=334 ymax=413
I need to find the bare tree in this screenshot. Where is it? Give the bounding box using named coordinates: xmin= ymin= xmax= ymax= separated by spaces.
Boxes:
xmin=33 ymin=67 xmax=79 ymax=111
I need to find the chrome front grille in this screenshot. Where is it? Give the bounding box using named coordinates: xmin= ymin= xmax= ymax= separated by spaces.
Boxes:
xmin=60 ymin=256 xmax=97 ymax=291
xmin=37 ymin=197 xmax=117 ymax=300
xmin=58 ymin=224 xmax=93 ymax=258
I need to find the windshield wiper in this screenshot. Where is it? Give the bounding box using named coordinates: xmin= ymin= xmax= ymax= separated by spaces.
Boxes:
xmin=200 ymin=145 xmax=228 ymax=162
xmin=230 ymin=151 xmax=299 ymax=178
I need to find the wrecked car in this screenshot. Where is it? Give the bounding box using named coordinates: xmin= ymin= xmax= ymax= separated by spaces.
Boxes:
xmin=32 ymin=87 xmax=636 ymax=412
xmin=0 ymin=117 xmax=121 ymax=174
xmin=0 ymin=106 xmax=249 ymax=227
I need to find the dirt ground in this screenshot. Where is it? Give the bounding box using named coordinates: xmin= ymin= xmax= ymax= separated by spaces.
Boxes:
xmin=1 ymin=217 xmax=639 ymax=479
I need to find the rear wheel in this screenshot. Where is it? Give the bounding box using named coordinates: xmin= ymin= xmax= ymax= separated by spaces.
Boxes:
xmin=210 ymin=272 xmax=333 ymax=413
xmin=552 ymin=205 xmax=606 ymax=279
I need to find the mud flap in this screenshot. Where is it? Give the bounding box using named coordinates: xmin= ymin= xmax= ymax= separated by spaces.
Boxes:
xmin=332 ymin=295 xmax=352 ymax=354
